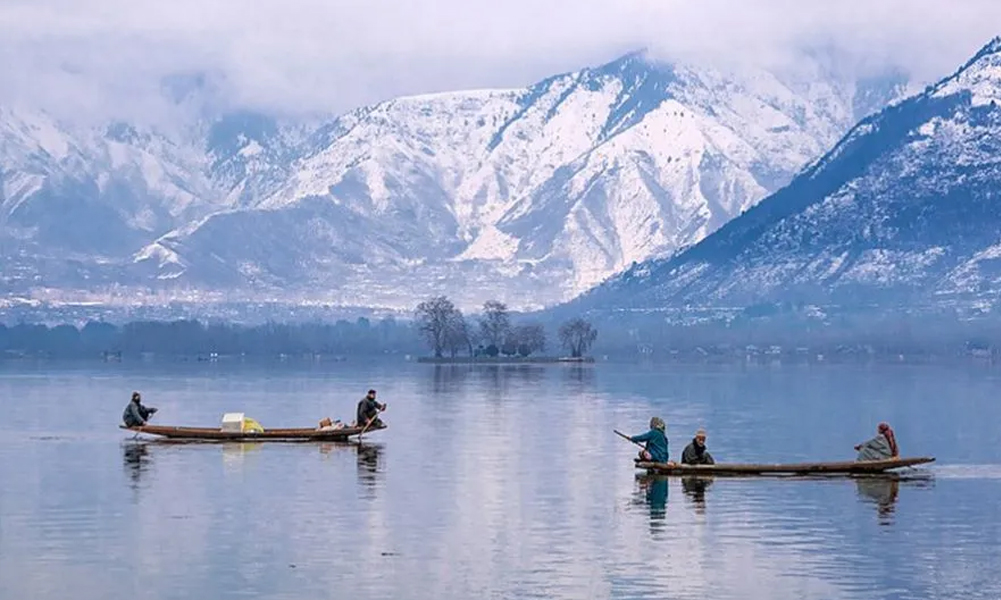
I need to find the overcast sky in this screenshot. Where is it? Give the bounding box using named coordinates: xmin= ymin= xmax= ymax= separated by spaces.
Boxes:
xmin=1 ymin=0 xmax=999 ymax=122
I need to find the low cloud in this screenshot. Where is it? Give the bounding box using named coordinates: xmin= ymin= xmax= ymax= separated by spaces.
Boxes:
xmin=1 ymin=0 xmax=999 ymax=123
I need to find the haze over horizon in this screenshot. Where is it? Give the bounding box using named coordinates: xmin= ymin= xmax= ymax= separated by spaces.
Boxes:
xmin=2 ymin=0 xmax=1001 ymax=123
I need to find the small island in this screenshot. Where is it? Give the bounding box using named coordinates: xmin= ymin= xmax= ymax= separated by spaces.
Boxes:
xmin=412 ymin=296 xmax=598 ymax=364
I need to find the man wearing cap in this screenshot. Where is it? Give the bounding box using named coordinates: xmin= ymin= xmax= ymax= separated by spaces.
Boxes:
xmin=356 ymin=389 xmax=386 ymax=428
xmin=681 ymin=428 xmax=715 ymax=465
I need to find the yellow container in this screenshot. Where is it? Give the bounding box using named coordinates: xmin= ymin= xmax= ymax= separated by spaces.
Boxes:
xmin=242 ymin=417 xmax=264 ymax=433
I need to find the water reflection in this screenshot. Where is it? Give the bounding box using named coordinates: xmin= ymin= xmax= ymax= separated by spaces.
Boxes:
xmin=319 ymin=440 xmax=385 ymax=498
xmin=7 ymin=362 xmax=1001 ymax=600
xmin=431 ymin=365 xmax=470 ymax=394
xmin=478 ymin=365 xmax=546 ymax=399
xmin=562 ymin=365 xmax=595 ymax=390
xmin=854 ymin=474 xmax=935 ymax=525
xmin=427 ymin=364 xmax=549 ymax=398
xmin=121 ymin=440 xmax=151 ymax=496
xmin=356 ymin=442 xmax=383 ymax=493
xmin=221 ymin=442 xmax=263 ymax=470
xmin=680 ymin=476 xmax=714 ymax=514
xmin=633 ymin=474 xmax=669 ymax=534
xmin=855 ymin=477 xmax=899 ymax=523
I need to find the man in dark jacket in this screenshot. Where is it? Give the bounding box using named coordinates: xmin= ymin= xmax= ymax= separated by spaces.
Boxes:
xmin=356 ymin=389 xmax=386 ymax=428
xmin=122 ymin=392 xmax=157 ymax=428
xmin=681 ymin=428 xmax=715 ymax=465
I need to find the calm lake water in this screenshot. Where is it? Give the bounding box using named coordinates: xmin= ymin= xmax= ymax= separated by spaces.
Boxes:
xmin=1 ymin=359 xmax=1000 ymax=600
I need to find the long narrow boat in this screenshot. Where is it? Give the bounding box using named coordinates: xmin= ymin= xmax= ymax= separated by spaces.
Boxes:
xmin=120 ymin=422 xmax=386 ymax=442
xmin=635 ymin=456 xmax=934 ymax=476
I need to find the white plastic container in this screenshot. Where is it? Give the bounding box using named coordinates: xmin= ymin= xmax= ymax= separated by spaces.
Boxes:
xmin=221 ymin=412 xmax=245 ymax=432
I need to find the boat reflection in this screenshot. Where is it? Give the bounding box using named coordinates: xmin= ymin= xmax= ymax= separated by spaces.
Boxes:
xmin=221 ymin=442 xmax=263 ymax=469
xmin=853 ymin=472 xmax=935 ymax=525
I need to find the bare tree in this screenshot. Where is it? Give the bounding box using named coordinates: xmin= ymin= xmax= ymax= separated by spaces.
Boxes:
xmin=507 ymin=324 xmax=546 ymax=357
xmin=479 ymin=300 xmax=510 ymax=350
xmin=444 ymin=309 xmax=472 ymax=358
xmin=415 ymin=296 xmax=458 ymax=358
xmin=558 ymin=318 xmax=598 ymax=358
xmin=463 ymin=317 xmax=477 ymax=356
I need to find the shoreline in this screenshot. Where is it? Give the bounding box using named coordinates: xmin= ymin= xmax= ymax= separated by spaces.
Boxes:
xmin=414 ymin=356 xmax=596 ymax=364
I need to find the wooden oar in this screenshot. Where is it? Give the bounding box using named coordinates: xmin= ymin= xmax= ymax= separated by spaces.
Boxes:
xmin=357 ymin=406 xmax=384 ymax=442
xmin=358 ymin=416 xmax=375 ymax=441
xmin=614 ymin=429 xmax=644 ymax=449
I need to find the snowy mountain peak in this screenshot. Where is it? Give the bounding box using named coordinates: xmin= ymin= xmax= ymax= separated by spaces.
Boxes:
xmin=568 ymin=35 xmax=1001 ymax=314
xmin=930 ymin=37 xmax=1001 ymax=107
xmin=104 ymin=122 xmax=150 ymax=146
xmin=972 ymin=35 xmax=1001 ymax=59
xmin=2 ymin=49 xmax=913 ymax=311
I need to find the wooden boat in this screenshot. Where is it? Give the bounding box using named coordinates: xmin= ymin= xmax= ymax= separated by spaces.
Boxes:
xmin=120 ymin=422 xmax=386 ymax=442
xmin=635 ymin=456 xmax=935 ymax=476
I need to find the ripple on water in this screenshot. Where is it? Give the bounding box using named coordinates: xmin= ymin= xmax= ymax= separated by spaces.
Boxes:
xmin=2 ymin=362 xmax=1001 ymax=600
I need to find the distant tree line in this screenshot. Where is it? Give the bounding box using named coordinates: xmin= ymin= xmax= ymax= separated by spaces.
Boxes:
xmin=577 ymin=308 xmax=1001 ymax=358
xmin=413 ymin=296 xmax=598 ymax=358
xmin=9 ymin=302 xmax=1001 ymax=362
xmin=0 ymin=317 xmax=423 ymax=358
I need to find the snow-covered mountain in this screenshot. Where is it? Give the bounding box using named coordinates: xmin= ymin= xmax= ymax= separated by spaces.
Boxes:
xmin=568 ymin=37 xmax=1001 ymax=314
xmin=1 ymin=51 xmax=907 ymax=310
xmin=0 ymin=108 xmax=221 ymax=293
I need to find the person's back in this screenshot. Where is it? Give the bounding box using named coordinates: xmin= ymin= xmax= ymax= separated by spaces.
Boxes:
xmin=855 ymin=422 xmax=899 ymax=462
xmin=856 ymin=434 xmax=893 ymax=461
xmin=356 ymin=398 xmax=371 ymax=425
xmin=631 ymin=417 xmax=670 ymax=463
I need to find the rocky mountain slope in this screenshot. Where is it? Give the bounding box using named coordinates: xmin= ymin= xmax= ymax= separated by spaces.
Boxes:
xmin=1 ymin=51 xmax=906 ymax=310
xmin=567 ymin=37 xmax=1001 ymax=315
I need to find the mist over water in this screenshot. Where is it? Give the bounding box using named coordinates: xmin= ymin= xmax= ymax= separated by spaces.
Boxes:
xmin=1 ymin=359 xmax=999 ymax=599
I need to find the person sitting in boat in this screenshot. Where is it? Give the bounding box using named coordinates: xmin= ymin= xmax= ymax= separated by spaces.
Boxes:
xmin=854 ymin=422 xmax=899 ymax=461
xmin=122 ymin=392 xmax=157 ymax=428
xmin=356 ymin=389 xmax=386 ymax=428
xmin=630 ymin=417 xmax=673 ymax=464
xmin=681 ymin=428 xmax=715 ymax=465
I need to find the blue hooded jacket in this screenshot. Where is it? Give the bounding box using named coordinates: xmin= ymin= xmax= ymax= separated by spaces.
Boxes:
xmin=632 ymin=428 xmax=670 ymax=462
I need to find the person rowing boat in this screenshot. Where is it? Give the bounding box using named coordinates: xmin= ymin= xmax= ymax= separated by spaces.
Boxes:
xmin=122 ymin=391 xmax=157 ymax=428
xmin=628 ymin=417 xmax=674 ymax=465
xmin=356 ymin=389 xmax=387 ymax=429
xmin=854 ymin=422 xmax=899 ymax=462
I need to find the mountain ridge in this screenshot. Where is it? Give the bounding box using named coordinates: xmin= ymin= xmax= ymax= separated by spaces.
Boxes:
xmin=564 ymin=36 xmax=1001 ymax=315
xmin=1 ymin=50 xmax=908 ymax=311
